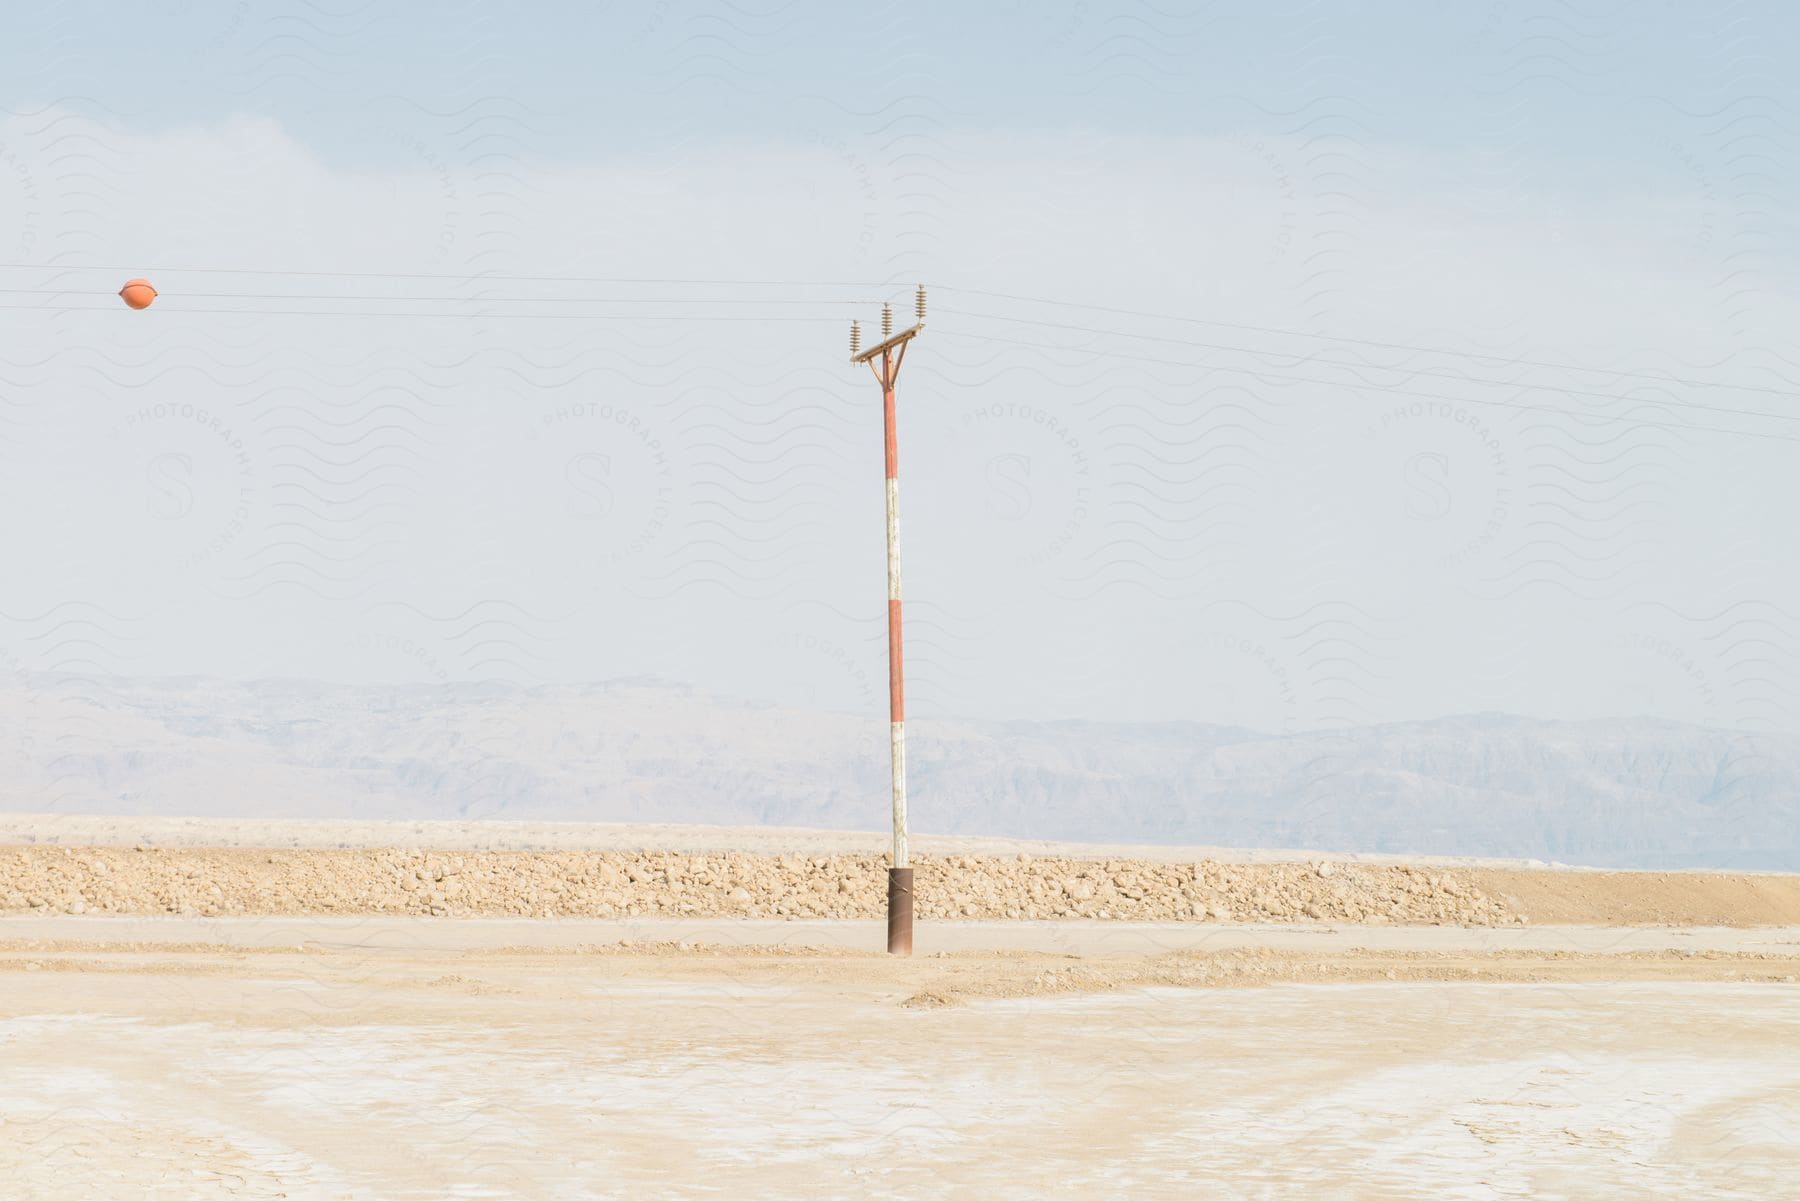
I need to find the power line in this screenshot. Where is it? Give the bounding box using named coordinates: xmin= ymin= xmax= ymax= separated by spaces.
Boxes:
xmin=936 ymin=308 xmax=1800 ymax=428
xmin=13 ymin=265 xmax=1793 ymax=404
xmin=0 ymin=262 xmax=893 ymax=288
xmin=0 ymin=304 xmax=840 ymax=322
xmin=11 ymin=262 xmax=1796 ymax=429
xmin=933 ymin=329 xmax=1800 ymax=446
xmin=0 ymin=287 xmax=878 ymax=305
xmin=14 ymin=296 xmax=1793 ymax=436
xmin=937 ymin=285 xmax=1800 ymax=401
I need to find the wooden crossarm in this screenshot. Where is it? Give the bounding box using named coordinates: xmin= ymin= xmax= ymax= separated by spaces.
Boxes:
xmin=850 ymin=322 xmax=924 ymax=364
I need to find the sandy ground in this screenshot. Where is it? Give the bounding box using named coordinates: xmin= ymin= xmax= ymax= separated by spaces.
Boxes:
xmin=8 ymin=913 xmax=1800 ymax=957
xmin=2 ymin=921 xmax=1798 ymax=1200
xmin=4 ymin=818 xmax=1798 ymax=1197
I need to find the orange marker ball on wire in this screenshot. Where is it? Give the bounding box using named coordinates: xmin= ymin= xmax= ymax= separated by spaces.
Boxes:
xmin=118 ymin=278 xmax=157 ymax=309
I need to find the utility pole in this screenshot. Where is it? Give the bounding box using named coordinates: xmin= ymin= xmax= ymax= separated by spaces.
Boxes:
xmin=850 ymin=285 xmax=925 ymax=955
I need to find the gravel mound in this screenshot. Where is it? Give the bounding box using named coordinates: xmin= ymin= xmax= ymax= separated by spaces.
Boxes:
xmin=0 ymin=846 xmax=1518 ymax=925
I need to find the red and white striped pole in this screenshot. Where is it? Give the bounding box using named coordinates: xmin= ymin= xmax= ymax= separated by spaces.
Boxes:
xmin=851 ymin=288 xmax=925 ymax=955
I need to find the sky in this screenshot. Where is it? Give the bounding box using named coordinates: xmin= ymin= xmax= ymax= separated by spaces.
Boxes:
xmin=1 ymin=1 xmax=1798 ymax=735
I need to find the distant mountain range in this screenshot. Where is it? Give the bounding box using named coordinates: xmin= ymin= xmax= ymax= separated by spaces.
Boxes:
xmin=0 ymin=675 xmax=1794 ymax=870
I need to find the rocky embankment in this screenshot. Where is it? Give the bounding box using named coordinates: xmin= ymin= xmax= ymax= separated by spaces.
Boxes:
xmin=0 ymin=846 xmax=1521 ymax=925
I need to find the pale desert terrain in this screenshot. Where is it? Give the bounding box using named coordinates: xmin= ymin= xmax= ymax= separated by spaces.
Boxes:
xmin=6 ymin=814 xmax=1800 ymax=927
xmin=3 ymin=817 xmax=1798 ymax=1199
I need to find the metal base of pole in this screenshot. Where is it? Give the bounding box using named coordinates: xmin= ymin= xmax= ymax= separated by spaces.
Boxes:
xmin=886 ymin=867 xmax=914 ymax=956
